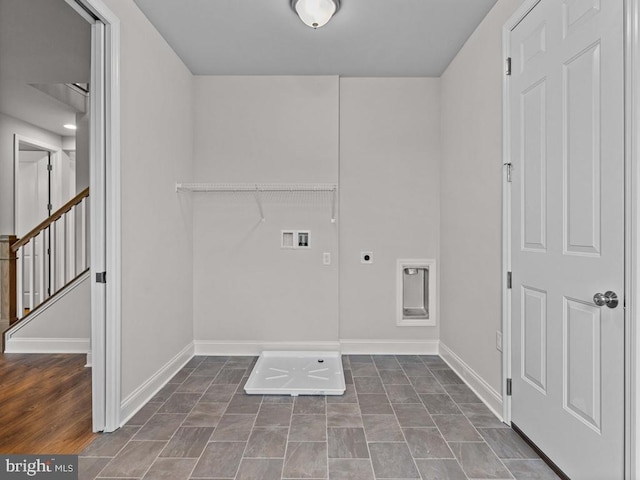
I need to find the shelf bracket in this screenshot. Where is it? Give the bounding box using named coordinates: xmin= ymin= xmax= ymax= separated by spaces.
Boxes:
xmin=254 ymin=185 xmax=265 ymax=222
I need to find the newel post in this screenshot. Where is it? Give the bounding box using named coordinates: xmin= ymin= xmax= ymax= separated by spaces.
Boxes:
xmin=0 ymin=235 xmax=17 ymax=333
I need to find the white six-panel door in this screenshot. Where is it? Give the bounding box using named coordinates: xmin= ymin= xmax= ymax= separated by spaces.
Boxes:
xmin=508 ymin=0 xmax=624 ymax=478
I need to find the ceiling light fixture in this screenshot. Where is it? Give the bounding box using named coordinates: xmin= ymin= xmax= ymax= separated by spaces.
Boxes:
xmin=64 ymin=124 xmax=77 ymax=130
xmin=291 ymin=0 xmax=340 ymax=29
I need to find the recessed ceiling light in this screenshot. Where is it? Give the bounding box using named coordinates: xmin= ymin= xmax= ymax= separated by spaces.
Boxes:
xmin=64 ymin=124 xmax=77 ymax=130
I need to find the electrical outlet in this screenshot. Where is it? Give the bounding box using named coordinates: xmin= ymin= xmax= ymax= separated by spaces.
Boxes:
xmin=323 ymin=252 xmax=331 ymax=265
xmin=496 ymin=331 xmax=503 ymax=352
xmin=361 ymin=251 xmax=373 ymax=264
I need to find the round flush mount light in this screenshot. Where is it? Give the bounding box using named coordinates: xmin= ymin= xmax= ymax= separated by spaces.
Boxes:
xmin=64 ymin=124 xmax=77 ymax=130
xmin=291 ymin=0 xmax=340 ymax=29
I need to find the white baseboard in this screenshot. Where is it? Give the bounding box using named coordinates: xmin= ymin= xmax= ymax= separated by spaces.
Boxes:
xmin=4 ymin=337 xmax=90 ymax=354
xmin=194 ymin=339 xmax=439 ymax=356
xmin=340 ymin=339 xmax=439 ymax=355
xmin=120 ymin=342 xmax=194 ymax=426
xmin=85 ymin=350 xmax=92 ymax=368
xmin=439 ymin=342 xmax=503 ymax=420
xmin=194 ymin=340 xmax=341 ymax=356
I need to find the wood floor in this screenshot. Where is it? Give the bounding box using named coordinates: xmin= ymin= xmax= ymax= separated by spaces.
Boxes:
xmin=0 ymin=353 xmax=96 ymax=454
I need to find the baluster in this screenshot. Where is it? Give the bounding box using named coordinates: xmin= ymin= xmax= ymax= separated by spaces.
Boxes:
xmin=29 ymin=240 xmax=35 ymax=311
xmin=39 ymin=232 xmax=45 ymax=304
xmin=51 ymin=222 xmax=56 ymax=294
xmin=81 ymin=199 xmax=87 ymax=271
xmin=60 ymin=215 xmax=68 ymax=285
xmin=69 ymin=208 xmax=76 ymax=278
xmin=71 ymin=205 xmax=77 ymax=277
xmin=16 ymin=246 xmax=23 ymax=320
xmin=85 ymin=197 xmax=90 ymax=268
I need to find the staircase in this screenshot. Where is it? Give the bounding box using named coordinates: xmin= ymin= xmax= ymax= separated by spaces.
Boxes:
xmin=0 ymin=188 xmax=90 ymax=351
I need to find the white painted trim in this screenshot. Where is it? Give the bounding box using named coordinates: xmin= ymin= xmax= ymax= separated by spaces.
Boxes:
xmin=64 ymin=0 xmax=95 ymax=23
xmin=501 ymin=0 xmax=542 ymax=429
xmin=395 ymin=259 xmax=437 ymax=327
xmin=120 ymin=342 xmax=194 ymax=427
xmin=340 ymin=339 xmax=439 ymax=355
xmin=4 ymin=337 xmax=90 ymax=354
xmin=85 ymin=350 xmax=92 ymax=368
xmin=439 ymin=342 xmax=504 ymax=421
xmin=103 ymin=5 xmax=122 ymax=435
xmin=89 ymin=19 xmax=107 ymax=434
xmin=195 ymin=341 xmax=341 ymax=356
xmin=625 ymin=1 xmax=640 ymax=478
xmin=75 ymin=0 xmax=121 ymax=433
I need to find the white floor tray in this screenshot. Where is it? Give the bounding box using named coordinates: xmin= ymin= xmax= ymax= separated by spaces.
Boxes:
xmin=244 ymin=351 xmax=346 ymax=396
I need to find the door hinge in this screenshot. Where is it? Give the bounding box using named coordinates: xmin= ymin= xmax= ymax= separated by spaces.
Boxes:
xmin=96 ymin=272 xmax=107 ymax=284
xmin=504 ymin=163 xmax=512 ymax=182
xmin=47 ymin=203 xmax=52 ymax=211
xmin=47 ymin=164 xmax=53 ymax=171
xmin=507 ymin=271 xmax=513 ymax=289
xmin=506 ymin=378 xmax=512 ymax=396
xmin=505 ymin=57 xmax=512 ymax=76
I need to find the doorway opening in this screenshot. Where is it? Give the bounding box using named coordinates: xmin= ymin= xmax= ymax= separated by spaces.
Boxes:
xmin=0 ymin=0 xmax=121 ymax=442
xmin=13 ymin=135 xmax=85 ymax=316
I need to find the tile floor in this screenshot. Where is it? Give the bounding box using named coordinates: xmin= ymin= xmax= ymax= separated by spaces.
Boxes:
xmin=79 ymin=355 xmax=560 ymax=479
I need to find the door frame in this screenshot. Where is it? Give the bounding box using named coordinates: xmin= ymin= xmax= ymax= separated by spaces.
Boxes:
xmin=501 ymin=0 xmax=638 ymax=478
xmin=13 ymin=135 xmax=63 ymax=235
xmin=65 ymin=0 xmax=121 ymax=432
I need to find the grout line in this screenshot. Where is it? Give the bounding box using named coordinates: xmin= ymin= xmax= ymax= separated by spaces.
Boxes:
xmin=352 ymin=360 xmax=379 ymax=480
xmin=392 ymin=356 xmax=426 ymax=480
xmin=154 ymin=356 xmax=227 ymax=480
xmin=325 ymin=392 xmax=329 ymax=480
xmin=420 ymin=356 xmax=470 ymax=479
xmin=236 ymin=386 xmax=265 ymax=478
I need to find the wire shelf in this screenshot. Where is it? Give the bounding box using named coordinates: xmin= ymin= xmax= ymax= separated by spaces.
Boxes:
xmin=175 ymin=182 xmax=338 ymax=222
xmin=175 ymin=182 xmax=337 ymax=193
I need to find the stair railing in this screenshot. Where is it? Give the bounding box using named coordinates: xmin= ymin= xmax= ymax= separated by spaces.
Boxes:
xmin=9 ymin=187 xmax=90 ymax=322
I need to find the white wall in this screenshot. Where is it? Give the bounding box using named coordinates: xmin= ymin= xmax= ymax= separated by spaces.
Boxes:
xmin=190 ymin=77 xmax=441 ymax=352
xmin=439 ymin=0 xmax=521 ymax=393
xmin=103 ymin=0 xmax=194 ymax=402
xmin=0 ymin=113 xmax=62 ymax=234
xmin=192 ymin=76 xmax=339 ymax=349
xmin=5 ymin=273 xmax=90 ymax=353
xmin=339 ymin=78 xmax=441 ymax=349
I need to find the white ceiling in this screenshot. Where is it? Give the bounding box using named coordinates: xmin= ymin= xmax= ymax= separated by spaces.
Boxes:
xmin=0 ymin=0 xmax=90 ymax=136
xmin=134 ymin=0 xmax=499 ymax=77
